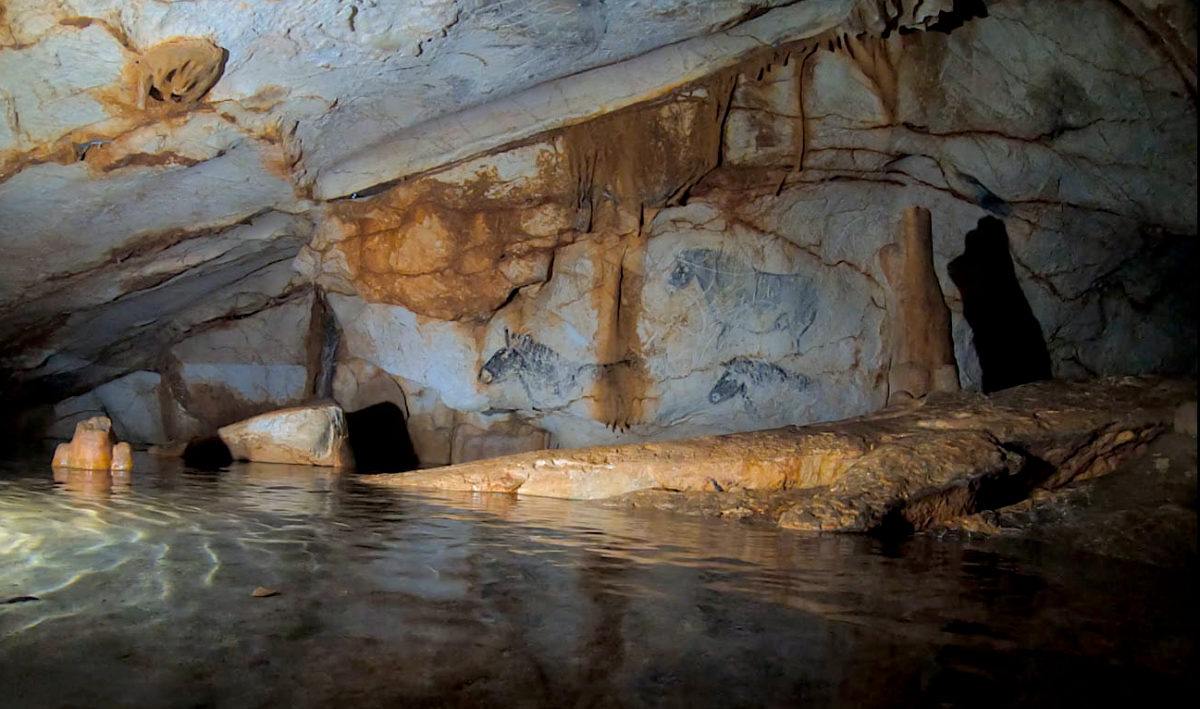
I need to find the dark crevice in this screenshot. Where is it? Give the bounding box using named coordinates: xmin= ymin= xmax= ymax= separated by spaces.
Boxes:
xmin=345 ymin=402 xmax=419 ymax=473
xmin=183 ymin=436 xmax=232 ymax=470
xmin=923 ymin=0 xmax=989 ymax=34
xmin=948 ymin=216 xmax=1052 ymax=393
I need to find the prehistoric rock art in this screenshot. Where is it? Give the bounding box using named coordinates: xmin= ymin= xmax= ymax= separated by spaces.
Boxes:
xmin=134 ymin=38 xmax=227 ymax=109
xmin=364 ymin=377 xmax=1191 ymax=535
xmin=218 ymin=404 xmax=353 ymax=467
xmin=708 ymin=358 xmax=812 ymax=409
xmin=948 ymin=217 xmax=1053 ymax=393
xmin=667 ymin=248 xmax=820 ymax=343
xmin=878 ymin=206 xmax=960 ymax=404
xmin=479 ymin=330 xmax=590 ymax=408
xmin=51 ymin=416 xmax=133 ymax=472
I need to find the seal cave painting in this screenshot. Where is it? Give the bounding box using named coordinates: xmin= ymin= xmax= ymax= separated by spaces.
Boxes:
xmin=667 ymin=248 xmax=820 ymax=347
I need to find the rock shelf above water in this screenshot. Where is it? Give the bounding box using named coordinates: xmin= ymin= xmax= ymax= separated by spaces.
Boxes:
xmin=362 ymin=377 xmax=1195 ymax=533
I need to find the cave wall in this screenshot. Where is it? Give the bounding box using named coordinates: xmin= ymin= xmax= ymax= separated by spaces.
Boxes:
xmin=304 ymin=0 xmax=1197 ymax=456
xmin=2 ymin=0 xmax=1195 ymax=463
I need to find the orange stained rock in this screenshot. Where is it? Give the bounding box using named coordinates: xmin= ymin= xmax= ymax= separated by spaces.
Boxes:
xmin=58 ymin=428 xmax=113 ymax=470
xmin=135 ymin=38 xmax=226 ymax=110
xmin=111 ymin=442 xmax=134 ymax=472
xmin=51 ymin=416 xmax=135 ymax=473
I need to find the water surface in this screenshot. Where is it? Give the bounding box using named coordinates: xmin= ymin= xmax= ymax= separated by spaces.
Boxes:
xmin=1 ymin=456 xmax=1194 ymax=708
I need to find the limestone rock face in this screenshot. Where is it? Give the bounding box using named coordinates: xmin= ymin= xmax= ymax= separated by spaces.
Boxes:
xmin=47 ymin=370 xmax=167 ymax=445
xmin=2 ymin=0 xmax=1195 ymax=461
xmin=218 ymin=404 xmax=352 ymax=468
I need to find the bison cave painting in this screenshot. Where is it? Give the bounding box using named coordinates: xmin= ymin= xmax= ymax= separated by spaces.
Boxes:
xmin=667 ymin=248 xmax=820 ymax=346
xmin=709 ymin=357 xmax=812 ymax=415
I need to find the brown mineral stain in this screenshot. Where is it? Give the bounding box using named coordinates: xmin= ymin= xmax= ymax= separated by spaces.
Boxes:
xmin=327 ymin=162 xmax=578 ymax=320
xmin=59 ymin=16 xmax=134 ymax=51
xmin=97 ymin=150 xmax=204 ymax=172
xmin=551 ymin=80 xmax=745 ymax=429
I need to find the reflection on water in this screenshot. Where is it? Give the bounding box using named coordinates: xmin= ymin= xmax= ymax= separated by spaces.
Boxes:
xmin=51 ymin=467 xmax=133 ymax=501
xmin=1 ymin=455 xmax=1195 ymax=708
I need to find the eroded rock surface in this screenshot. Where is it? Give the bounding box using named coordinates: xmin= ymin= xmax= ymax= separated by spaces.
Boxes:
xmin=364 ymin=378 xmax=1193 ymax=534
xmin=944 ymin=433 xmax=1197 ymax=568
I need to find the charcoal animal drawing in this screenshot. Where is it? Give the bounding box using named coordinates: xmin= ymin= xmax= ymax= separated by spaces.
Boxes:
xmin=668 ymin=248 xmax=819 ymax=344
xmin=709 ymin=357 xmax=811 ymax=411
xmin=478 ymin=330 xmax=587 ymax=409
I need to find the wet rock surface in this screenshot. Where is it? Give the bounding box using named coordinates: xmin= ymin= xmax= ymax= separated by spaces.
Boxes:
xmin=50 ymin=415 xmax=134 ymax=472
xmin=367 ymin=377 xmax=1193 ymax=536
xmin=943 ymin=432 xmax=1197 ymax=568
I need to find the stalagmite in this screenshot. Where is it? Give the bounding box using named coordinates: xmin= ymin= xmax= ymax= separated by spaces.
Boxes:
xmin=879 ymin=206 xmax=961 ymax=405
xmin=51 ymin=416 xmax=135 ymax=472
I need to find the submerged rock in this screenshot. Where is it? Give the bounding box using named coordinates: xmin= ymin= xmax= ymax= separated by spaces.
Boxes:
xmin=364 ymin=377 xmax=1192 ymax=534
xmin=218 ymin=404 xmax=352 ymax=468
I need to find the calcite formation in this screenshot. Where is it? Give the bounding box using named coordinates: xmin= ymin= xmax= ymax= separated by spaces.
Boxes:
xmin=134 ymin=38 xmax=226 ymax=110
xmin=0 ymin=1 xmax=1194 ymax=468
xmin=51 ymin=416 xmax=133 ymax=472
xmin=878 ymin=206 xmax=960 ymax=404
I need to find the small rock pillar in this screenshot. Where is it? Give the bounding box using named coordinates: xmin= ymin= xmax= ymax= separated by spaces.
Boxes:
xmin=879 ymin=206 xmax=960 ymax=404
xmin=51 ymin=416 xmax=134 ymax=472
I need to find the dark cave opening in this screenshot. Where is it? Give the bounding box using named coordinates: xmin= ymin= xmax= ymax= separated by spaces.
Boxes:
xmin=345 ymin=402 xmax=420 ymax=474
xmin=949 ymin=216 xmax=1053 ymax=394
xmin=182 ymin=435 xmax=233 ymax=470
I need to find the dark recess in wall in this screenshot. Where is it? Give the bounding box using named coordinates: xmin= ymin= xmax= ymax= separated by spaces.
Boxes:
xmin=183 ymin=436 xmax=233 ymax=470
xmin=949 ymin=216 xmax=1053 ymax=393
xmin=925 ymin=0 xmax=989 ymax=34
xmin=346 ymin=402 xmax=419 ymax=473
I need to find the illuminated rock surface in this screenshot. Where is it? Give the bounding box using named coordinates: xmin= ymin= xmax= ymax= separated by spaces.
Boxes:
xmin=218 ymin=403 xmax=352 ymax=467
xmin=50 ymin=415 xmax=133 ymax=472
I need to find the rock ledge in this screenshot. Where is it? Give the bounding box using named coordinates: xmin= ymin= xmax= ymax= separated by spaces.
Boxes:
xmin=362 ymin=377 xmax=1193 ymax=533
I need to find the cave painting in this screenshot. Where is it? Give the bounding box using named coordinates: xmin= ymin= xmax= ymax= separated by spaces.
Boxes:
xmin=479 ymin=330 xmax=588 ymax=409
xmin=708 ymin=357 xmax=811 ymax=411
xmin=667 ymin=248 xmax=819 ymax=344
